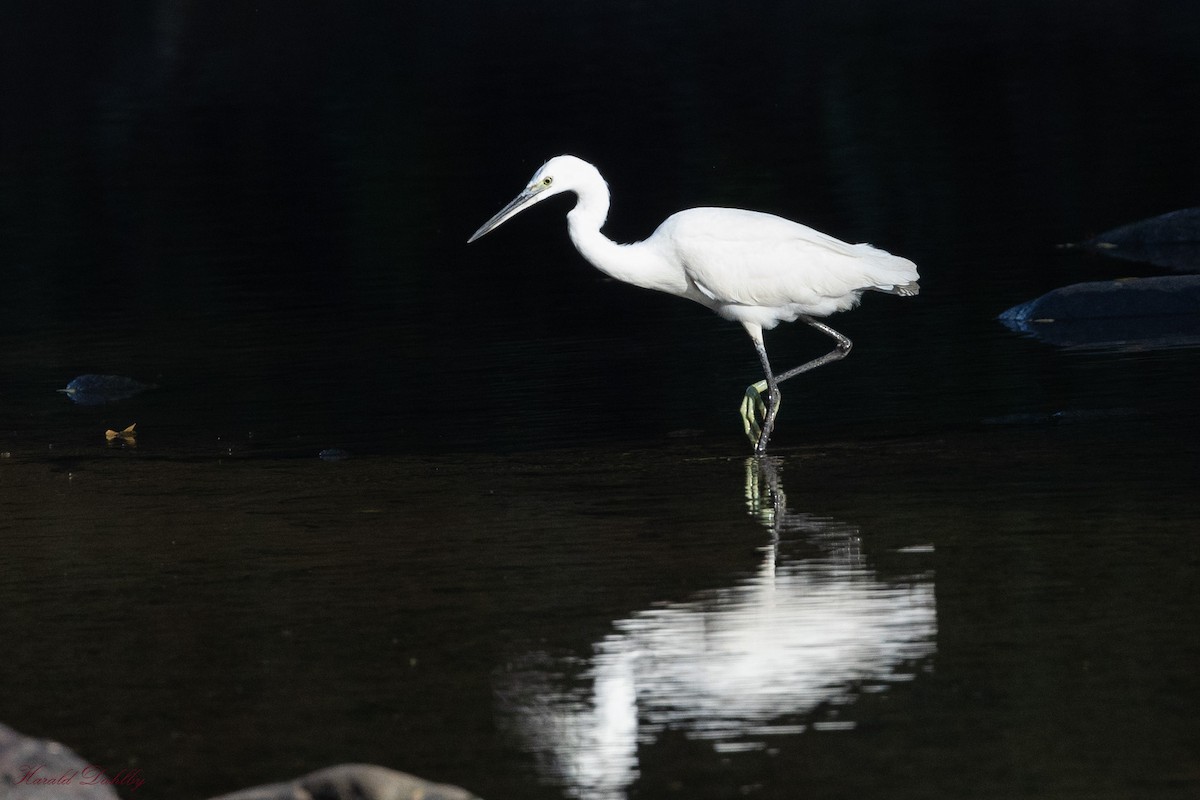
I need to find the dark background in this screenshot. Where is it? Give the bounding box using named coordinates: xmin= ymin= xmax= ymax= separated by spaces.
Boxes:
xmin=2 ymin=3 xmax=1199 ymax=800
xmin=4 ymin=1 xmax=1199 ymax=454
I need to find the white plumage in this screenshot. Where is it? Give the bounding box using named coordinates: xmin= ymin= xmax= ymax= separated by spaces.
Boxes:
xmin=468 ymin=155 xmax=919 ymax=453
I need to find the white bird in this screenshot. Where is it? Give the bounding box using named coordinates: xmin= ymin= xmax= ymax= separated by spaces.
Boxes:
xmin=468 ymin=155 xmax=919 ymax=454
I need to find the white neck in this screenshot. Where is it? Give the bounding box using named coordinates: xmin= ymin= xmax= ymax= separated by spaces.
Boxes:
xmin=564 ymin=178 xmax=687 ymax=296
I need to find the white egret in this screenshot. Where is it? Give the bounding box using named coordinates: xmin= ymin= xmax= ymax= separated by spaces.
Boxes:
xmin=468 ymin=155 xmax=919 ymax=454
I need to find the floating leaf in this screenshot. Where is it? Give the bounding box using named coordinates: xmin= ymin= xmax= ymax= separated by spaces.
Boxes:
xmin=105 ymin=423 xmax=137 ymax=447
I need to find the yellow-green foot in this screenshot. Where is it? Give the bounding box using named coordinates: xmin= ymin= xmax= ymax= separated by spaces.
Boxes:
xmin=739 ymin=380 xmax=774 ymax=448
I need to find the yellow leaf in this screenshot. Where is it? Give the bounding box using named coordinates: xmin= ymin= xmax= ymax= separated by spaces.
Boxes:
xmin=104 ymin=424 xmax=138 ymax=446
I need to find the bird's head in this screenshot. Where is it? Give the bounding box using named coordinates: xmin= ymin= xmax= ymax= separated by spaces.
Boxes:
xmin=468 ymin=155 xmax=602 ymax=243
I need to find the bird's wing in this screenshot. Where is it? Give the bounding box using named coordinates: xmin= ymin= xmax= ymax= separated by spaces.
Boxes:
xmin=661 ymin=208 xmax=918 ymax=310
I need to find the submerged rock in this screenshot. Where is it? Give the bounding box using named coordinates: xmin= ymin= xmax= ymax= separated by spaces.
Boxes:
xmin=1 ymin=724 xmax=481 ymax=800
xmin=1081 ymin=207 xmax=1200 ymax=271
xmin=1002 ymin=275 xmax=1200 ymax=321
xmin=58 ymin=374 xmax=153 ymax=406
xmin=999 ymin=275 xmax=1200 ymax=349
xmin=0 ymin=722 xmax=122 ymax=799
xmin=206 ymin=764 xmax=483 ymax=800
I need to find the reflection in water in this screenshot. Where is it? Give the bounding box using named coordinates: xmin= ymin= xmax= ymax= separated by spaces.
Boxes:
xmin=496 ymin=459 xmax=937 ymax=800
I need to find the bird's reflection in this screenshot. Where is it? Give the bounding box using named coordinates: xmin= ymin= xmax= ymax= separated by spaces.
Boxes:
xmin=495 ymin=458 xmax=937 ymax=800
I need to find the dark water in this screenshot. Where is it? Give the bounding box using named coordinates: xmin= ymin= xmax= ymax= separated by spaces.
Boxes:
xmin=3 ymin=2 xmax=1200 ymax=798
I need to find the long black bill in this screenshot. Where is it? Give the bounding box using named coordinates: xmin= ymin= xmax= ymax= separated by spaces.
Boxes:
xmin=467 ymin=188 xmax=540 ymax=243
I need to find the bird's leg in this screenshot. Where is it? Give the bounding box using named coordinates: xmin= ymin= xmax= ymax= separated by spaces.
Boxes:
xmin=773 ymin=316 xmax=853 ymax=384
xmin=740 ymin=317 xmax=853 ymax=453
xmin=740 ymin=338 xmax=781 ymax=455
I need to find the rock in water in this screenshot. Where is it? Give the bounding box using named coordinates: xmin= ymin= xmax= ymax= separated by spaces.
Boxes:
xmin=0 ymin=722 xmax=122 ymax=799
xmin=1083 ymin=207 xmax=1200 ymax=271
xmin=998 ymin=275 xmax=1200 ymax=349
xmin=58 ymin=374 xmax=153 ymax=405
xmin=206 ymin=764 xmax=484 ymax=800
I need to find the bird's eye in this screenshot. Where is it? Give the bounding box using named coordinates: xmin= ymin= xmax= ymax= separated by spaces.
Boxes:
xmin=541 ymin=177 xmax=553 ymax=187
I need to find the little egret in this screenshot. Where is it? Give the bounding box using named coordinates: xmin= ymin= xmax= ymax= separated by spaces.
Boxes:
xmin=468 ymin=155 xmax=919 ymax=454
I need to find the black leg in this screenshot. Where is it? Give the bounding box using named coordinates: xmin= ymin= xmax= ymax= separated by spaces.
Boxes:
xmin=752 ymin=338 xmax=781 ymax=455
xmin=749 ymin=316 xmax=853 ymax=454
xmin=774 ymin=316 xmax=853 ymax=384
